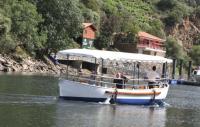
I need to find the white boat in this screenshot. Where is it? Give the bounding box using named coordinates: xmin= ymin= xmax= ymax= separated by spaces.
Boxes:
xmin=57 ymin=49 xmax=172 ymax=105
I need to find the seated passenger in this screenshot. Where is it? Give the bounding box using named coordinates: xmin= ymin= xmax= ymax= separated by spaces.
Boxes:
xmin=113 ymin=73 xmax=124 ymax=89
xmin=145 ymin=66 xmax=160 ymax=88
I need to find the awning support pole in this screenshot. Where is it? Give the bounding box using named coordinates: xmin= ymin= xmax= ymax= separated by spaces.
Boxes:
xmin=133 ymin=62 xmax=136 ymax=85
xmin=137 ymin=63 xmax=140 ymax=85
xmin=188 ymin=61 xmax=192 ymax=80
xmin=179 ymin=59 xmax=183 ymax=79
xmin=172 ymin=59 xmax=176 ymax=79
xmin=66 ymin=54 xmax=69 ymax=79
xmin=101 ymin=58 xmax=104 ymax=86
xmin=94 ymin=58 xmax=97 ymax=75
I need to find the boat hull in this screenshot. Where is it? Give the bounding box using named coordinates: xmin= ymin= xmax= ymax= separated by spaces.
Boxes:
xmin=115 ymin=99 xmax=162 ymax=105
xmin=59 ymin=96 xmax=163 ymax=105
xmin=59 ymin=96 xmax=107 ymax=102
xmin=59 ymin=79 xmax=169 ymax=105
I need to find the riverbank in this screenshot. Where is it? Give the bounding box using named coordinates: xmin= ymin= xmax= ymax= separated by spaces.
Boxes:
xmin=0 ymin=54 xmax=70 ymax=75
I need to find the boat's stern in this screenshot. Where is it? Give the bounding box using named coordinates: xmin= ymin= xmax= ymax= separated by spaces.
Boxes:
xmin=105 ymin=83 xmax=170 ymax=105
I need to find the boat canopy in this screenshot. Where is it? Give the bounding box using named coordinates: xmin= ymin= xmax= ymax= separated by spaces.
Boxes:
xmin=57 ymin=49 xmax=172 ymax=63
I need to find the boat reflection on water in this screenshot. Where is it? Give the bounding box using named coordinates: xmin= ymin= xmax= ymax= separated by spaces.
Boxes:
xmin=55 ymin=101 xmax=166 ymax=127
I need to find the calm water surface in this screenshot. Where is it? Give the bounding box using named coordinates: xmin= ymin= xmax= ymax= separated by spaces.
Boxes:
xmin=0 ymin=73 xmax=199 ymax=127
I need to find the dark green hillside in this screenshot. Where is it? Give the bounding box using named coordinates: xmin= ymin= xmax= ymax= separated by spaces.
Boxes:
xmin=0 ymin=0 xmax=199 ymax=66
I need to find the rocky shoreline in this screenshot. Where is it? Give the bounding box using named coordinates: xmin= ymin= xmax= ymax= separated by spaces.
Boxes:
xmin=0 ymin=54 xmax=70 ymax=75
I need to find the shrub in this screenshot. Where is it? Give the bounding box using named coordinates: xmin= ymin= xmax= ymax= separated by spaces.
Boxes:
xmin=157 ymin=0 xmax=177 ymax=11
xmin=165 ymin=36 xmax=185 ymax=60
xmin=189 ymin=45 xmax=200 ymax=66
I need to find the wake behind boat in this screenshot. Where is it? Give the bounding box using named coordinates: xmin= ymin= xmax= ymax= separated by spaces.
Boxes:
xmin=56 ymin=49 xmax=172 ymax=105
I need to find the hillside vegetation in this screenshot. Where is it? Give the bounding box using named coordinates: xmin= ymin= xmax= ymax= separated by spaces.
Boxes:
xmin=0 ymin=0 xmax=199 ymax=66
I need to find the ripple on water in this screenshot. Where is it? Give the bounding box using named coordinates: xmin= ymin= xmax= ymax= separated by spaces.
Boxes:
xmin=166 ymin=85 xmax=200 ymax=110
xmin=0 ymin=93 xmax=57 ymax=105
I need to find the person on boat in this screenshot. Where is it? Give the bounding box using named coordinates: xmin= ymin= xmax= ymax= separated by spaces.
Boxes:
xmin=113 ymin=72 xmax=127 ymax=89
xmin=88 ymin=71 xmax=96 ymax=85
xmin=145 ymin=66 xmax=160 ymax=88
xmin=121 ymin=73 xmax=128 ymax=84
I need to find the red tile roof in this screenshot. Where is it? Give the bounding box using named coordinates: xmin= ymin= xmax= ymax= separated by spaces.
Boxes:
xmin=82 ymin=23 xmax=96 ymax=30
xmin=138 ymin=31 xmax=165 ymax=42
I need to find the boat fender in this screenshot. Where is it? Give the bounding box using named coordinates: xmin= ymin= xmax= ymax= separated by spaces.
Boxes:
xmin=152 ymin=89 xmax=156 ymax=100
xmin=149 ymin=89 xmax=156 ymax=104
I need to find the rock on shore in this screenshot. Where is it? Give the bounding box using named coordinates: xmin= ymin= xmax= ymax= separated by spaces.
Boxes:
xmin=0 ymin=54 xmax=69 ymax=75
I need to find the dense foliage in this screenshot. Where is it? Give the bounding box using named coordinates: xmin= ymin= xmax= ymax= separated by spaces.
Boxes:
xmin=189 ymin=45 xmax=200 ymax=65
xmin=165 ymin=36 xmax=190 ymax=67
xmin=0 ymin=0 xmax=199 ymax=65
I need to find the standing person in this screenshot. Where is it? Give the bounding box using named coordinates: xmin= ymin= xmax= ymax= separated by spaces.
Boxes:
xmin=121 ymin=73 xmax=128 ymax=88
xmin=145 ymin=66 xmax=160 ymax=88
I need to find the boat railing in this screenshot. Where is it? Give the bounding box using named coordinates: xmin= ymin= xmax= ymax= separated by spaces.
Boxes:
xmin=60 ymin=72 xmax=169 ymax=89
xmin=70 ymin=72 xmax=169 ymax=81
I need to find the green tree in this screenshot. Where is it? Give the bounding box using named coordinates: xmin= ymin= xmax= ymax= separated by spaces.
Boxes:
xmin=146 ymin=19 xmax=165 ymax=38
xmin=189 ymin=45 xmax=200 ymax=65
xmin=157 ymin=0 xmax=177 ymax=11
xmin=0 ymin=12 xmax=16 ymax=53
xmin=95 ymin=13 xmax=122 ymax=49
xmin=1 ymin=0 xmax=45 ymax=55
xmin=36 ymin=0 xmax=83 ymax=54
xmin=11 ymin=0 xmax=45 ymax=54
xmin=164 ymin=2 xmax=193 ymax=26
xmin=0 ymin=13 xmax=11 ymax=36
xmin=79 ymin=3 xmax=100 ymax=32
xmin=194 ymin=6 xmax=200 ymax=17
xmin=165 ymin=36 xmax=184 ymax=59
xmin=80 ymin=0 xmax=100 ymax=12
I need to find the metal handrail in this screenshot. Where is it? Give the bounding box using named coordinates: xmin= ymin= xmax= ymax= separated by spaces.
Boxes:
xmin=69 ymin=72 xmax=169 ymax=81
xmin=60 ymin=73 xmax=169 ymax=88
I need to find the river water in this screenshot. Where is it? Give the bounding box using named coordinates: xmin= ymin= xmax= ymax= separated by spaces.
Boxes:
xmin=0 ymin=73 xmax=199 ymax=127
